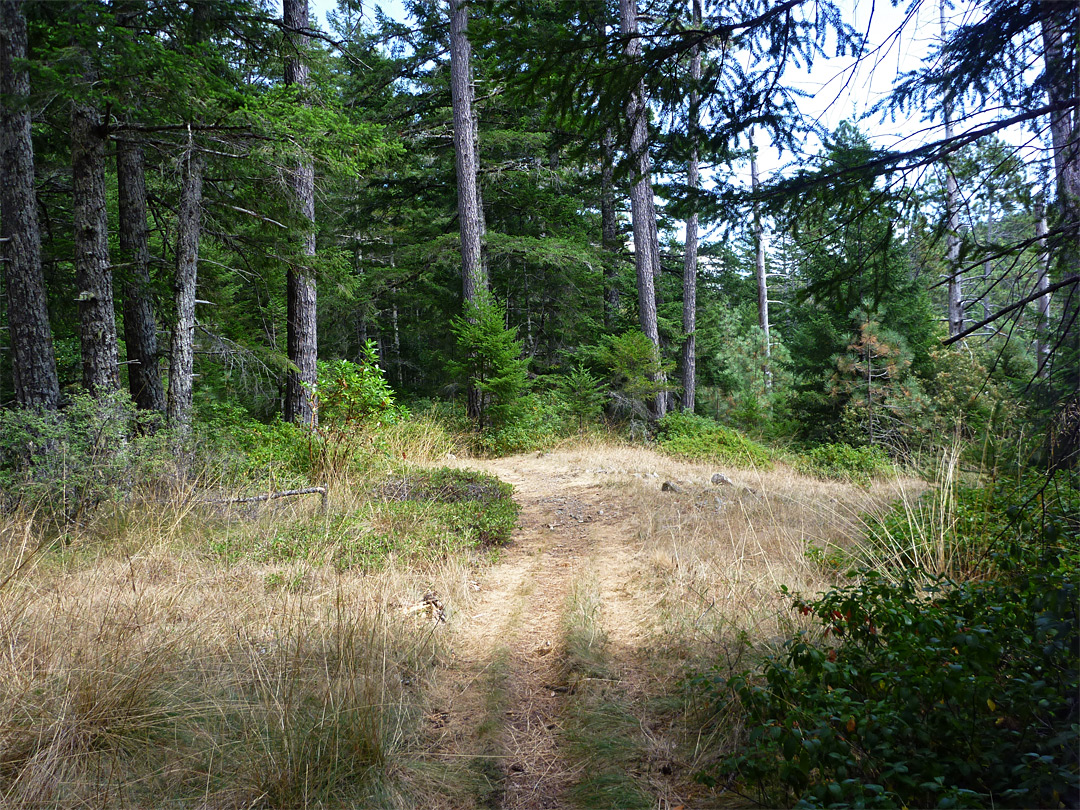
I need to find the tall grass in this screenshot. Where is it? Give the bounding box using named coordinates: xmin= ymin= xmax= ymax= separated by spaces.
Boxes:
xmin=0 ymin=464 xmax=485 ymax=808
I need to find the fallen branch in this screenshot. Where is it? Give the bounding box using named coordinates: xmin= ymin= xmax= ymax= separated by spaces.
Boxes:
xmin=205 ymin=486 xmax=327 ymax=510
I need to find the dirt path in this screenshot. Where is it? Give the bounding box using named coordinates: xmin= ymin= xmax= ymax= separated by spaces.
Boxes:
xmin=427 ymin=453 xmax=651 ymax=809
xmin=423 ymin=447 xmax=916 ymax=809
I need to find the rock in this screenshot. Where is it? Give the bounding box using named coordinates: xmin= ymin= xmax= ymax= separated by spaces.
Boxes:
xmin=711 ymin=472 xmax=733 ymax=486
xmin=662 ymin=481 xmax=682 ymax=493
xmin=446 ymin=452 xmax=457 ymax=460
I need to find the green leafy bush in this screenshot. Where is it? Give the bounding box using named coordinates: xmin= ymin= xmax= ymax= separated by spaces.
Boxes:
xmin=194 ymin=402 xmax=315 ymax=487
xmin=656 ymin=412 xmax=775 ymax=469
xmin=792 ymin=443 xmax=892 ymax=485
xmin=699 ymin=531 xmax=1079 ymax=808
xmin=318 ymin=341 xmax=405 ymax=427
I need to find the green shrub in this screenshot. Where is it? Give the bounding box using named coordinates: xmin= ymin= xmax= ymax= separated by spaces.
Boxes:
xmin=449 ymin=292 xmax=530 ymax=430
xmin=698 ymin=523 xmax=1079 ymax=808
xmin=474 ymin=391 xmax=567 ymax=456
xmin=792 ymin=443 xmax=892 ymax=485
xmin=0 ymin=390 xmax=172 ymax=516
xmin=595 ymin=331 xmax=673 ymax=421
xmin=194 ymin=403 xmax=315 ymax=487
xmin=656 ymin=412 xmax=775 ymax=469
xmin=318 ymin=342 xmax=405 ymax=427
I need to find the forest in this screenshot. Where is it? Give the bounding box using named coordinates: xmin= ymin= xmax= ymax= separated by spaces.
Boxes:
xmin=0 ymin=0 xmax=1076 ymax=807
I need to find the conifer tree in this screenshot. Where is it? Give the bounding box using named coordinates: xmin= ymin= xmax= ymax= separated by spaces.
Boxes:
xmin=0 ymin=0 xmax=59 ymax=410
xmin=283 ymin=0 xmax=318 ymax=427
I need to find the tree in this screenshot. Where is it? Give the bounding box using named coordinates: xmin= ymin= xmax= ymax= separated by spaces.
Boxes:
xmin=116 ymin=136 xmax=166 ymax=414
xmin=620 ymin=0 xmax=665 ymax=420
xmin=71 ymin=22 xmax=119 ymax=395
xmin=449 ymin=292 xmax=529 ymax=431
xmin=283 ymin=0 xmax=318 ymax=427
xmin=681 ymin=0 xmax=702 ymax=413
xmin=0 ymin=0 xmax=59 ymax=410
xmin=166 ymin=136 xmax=204 ymax=429
xmin=449 ymin=0 xmax=488 ymax=422
xmin=749 ymin=129 xmax=771 ymax=392
xmin=940 ymin=0 xmax=964 ymax=340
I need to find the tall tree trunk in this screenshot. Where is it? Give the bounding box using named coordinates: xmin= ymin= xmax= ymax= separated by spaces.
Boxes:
xmin=0 ymin=0 xmax=59 ymax=409
xmin=942 ymin=0 xmax=964 ymax=338
xmin=619 ymin=0 xmax=666 ymax=420
xmin=283 ymin=0 xmax=318 ymax=426
xmin=71 ymin=55 xmax=119 ymax=395
xmin=681 ymin=0 xmax=702 ymax=413
xmin=449 ymin=0 xmax=486 ymax=421
xmin=982 ymin=203 xmax=993 ymax=323
xmin=749 ymin=129 xmax=771 ymax=393
xmin=116 ymin=137 xmax=166 ymax=413
xmin=1040 ymin=3 xmax=1080 ymax=244
xmin=601 ymin=128 xmax=620 ymax=329
xmin=1035 ymin=188 xmax=1052 ymax=378
xmin=167 ymin=142 xmax=203 ymax=428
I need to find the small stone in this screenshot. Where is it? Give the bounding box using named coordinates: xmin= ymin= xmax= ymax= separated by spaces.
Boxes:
xmin=711 ymin=472 xmax=733 ymax=486
xmin=662 ymin=481 xmax=682 ymax=493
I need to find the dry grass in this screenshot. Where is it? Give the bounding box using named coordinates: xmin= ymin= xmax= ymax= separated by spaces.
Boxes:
xmin=0 ymin=478 xmax=485 ymax=809
xmin=587 ymin=447 xmax=923 ymax=641
xmin=0 ymin=435 xmax=926 ymax=808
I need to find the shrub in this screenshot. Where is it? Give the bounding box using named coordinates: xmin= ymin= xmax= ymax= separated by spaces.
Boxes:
xmin=656 ymin=412 xmax=775 ymax=468
xmin=595 ymin=331 xmax=673 ymax=422
xmin=0 ymin=390 xmax=172 ymax=517
xmin=792 ymin=443 xmax=892 ymax=485
xmin=698 ymin=513 xmax=1079 ymax=808
xmin=474 ymin=391 xmax=568 ymax=456
xmin=318 ymin=342 xmax=404 ymax=427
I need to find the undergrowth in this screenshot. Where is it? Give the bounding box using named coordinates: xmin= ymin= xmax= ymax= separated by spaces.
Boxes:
xmin=656 ymin=412 xmax=775 ymax=469
xmin=696 ymin=472 xmax=1080 ymax=808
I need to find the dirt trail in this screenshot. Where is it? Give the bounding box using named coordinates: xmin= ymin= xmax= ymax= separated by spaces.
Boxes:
xmin=425 ymin=447 xmax=914 ymax=809
xmin=428 ymin=453 xmax=649 ymax=809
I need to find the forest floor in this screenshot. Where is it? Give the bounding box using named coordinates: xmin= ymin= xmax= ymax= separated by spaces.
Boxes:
xmin=420 ymin=445 xmax=920 ymax=809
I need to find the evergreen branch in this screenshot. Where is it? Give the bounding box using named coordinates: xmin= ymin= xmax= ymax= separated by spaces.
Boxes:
xmin=942 ymin=275 xmax=1079 ymax=346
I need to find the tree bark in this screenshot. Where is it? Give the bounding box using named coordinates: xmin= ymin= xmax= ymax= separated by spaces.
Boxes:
xmin=620 ymin=0 xmax=666 ymax=420
xmin=449 ymin=0 xmax=487 ymax=421
xmin=942 ymin=0 xmax=964 ymax=339
xmin=71 ymin=54 xmax=119 ymax=395
xmin=1040 ymin=3 xmax=1080 ymax=244
xmin=681 ymin=0 xmax=702 ymax=412
xmin=1035 ymin=187 xmax=1052 ymax=378
xmin=0 ymin=0 xmax=59 ymax=410
xmin=116 ymin=137 xmax=166 ymax=413
xmin=283 ymin=0 xmax=318 ymax=427
xmin=601 ymin=127 xmax=620 ymax=329
xmin=749 ymin=129 xmax=771 ymax=393
xmin=167 ymin=142 xmax=203 ymax=428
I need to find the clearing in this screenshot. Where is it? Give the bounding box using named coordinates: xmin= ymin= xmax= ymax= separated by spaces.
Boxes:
xmin=421 ymin=444 xmax=918 ymax=809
